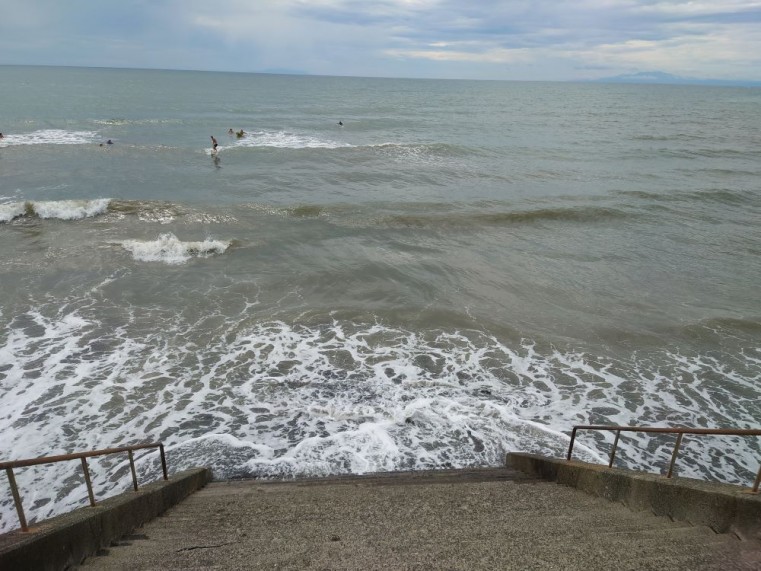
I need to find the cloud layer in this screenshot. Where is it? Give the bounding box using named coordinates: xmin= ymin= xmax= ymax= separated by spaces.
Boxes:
xmin=1 ymin=0 xmax=760 ymax=80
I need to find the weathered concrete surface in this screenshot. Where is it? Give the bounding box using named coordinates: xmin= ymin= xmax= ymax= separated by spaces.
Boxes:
xmin=508 ymin=452 xmax=761 ymax=541
xmin=78 ymin=466 xmax=760 ymax=571
xmin=0 ymin=468 xmax=212 ymax=571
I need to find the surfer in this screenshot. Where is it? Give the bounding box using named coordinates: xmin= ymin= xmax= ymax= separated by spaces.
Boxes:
xmin=0 ymin=133 xmax=4 ymax=139
xmin=211 ymin=135 xmax=218 ymax=152
xmin=106 ymin=139 xmax=113 ymax=145
xmin=236 ymin=129 xmax=245 ymax=138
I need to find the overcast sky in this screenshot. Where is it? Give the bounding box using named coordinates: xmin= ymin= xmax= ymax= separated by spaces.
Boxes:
xmin=1 ymin=0 xmax=760 ymax=81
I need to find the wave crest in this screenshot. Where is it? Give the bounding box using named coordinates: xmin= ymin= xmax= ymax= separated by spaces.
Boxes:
xmin=226 ymin=130 xmax=351 ymax=150
xmin=32 ymin=199 xmax=111 ymax=220
xmin=0 ymin=202 xmax=28 ymax=223
xmin=117 ymin=233 xmax=231 ymax=264
xmin=0 ymin=129 xmax=98 ymax=146
xmin=385 ymin=206 xmax=630 ymax=228
xmin=0 ymin=199 xmax=111 ymax=223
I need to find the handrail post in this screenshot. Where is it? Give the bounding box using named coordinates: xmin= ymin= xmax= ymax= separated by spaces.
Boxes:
xmin=159 ymin=444 xmax=168 ymax=480
xmin=5 ymin=467 xmax=28 ymax=532
xmin=0 ymin=442 xmax=168 ymax=529
xmin=666 ymin=432 xmax=684 ymax=479
xmin=549 ymin=425 xmax=760 ymax=489
xmin=81 ymin=457 xmax=97 ymax=506
xmin=608 ymin=430 xmax=621 ymax=468
xmin=128 ymin=450 xmax=139 ymax=492
xmin=566 ymin=427 xmax=578 ymax=461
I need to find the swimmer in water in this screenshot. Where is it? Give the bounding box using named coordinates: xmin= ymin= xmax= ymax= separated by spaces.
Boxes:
xmin=211 ymin=135 xmax=218 ymax=152
xmin=338 ymin=121 xmax=343 ymax=126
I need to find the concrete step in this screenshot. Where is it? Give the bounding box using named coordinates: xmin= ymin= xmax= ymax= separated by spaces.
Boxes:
xmin=167 ymin=479 xmax=700 ymax=529
xmin=77 ymin=473 xmax=759 ymax=571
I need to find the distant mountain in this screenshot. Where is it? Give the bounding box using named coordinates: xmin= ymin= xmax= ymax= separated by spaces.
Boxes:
xmin=592 ymin=71 xmax=761 ymax=87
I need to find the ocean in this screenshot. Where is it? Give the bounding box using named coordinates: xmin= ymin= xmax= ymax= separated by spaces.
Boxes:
xmin=1 ymin=65 xmax=760 ymax=532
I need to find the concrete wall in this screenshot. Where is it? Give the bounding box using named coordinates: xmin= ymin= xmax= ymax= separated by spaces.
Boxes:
xmin=0 ymin=467 xmax=212 ymax=571
xmin=508 ymin=452 xmax=761 ymax=541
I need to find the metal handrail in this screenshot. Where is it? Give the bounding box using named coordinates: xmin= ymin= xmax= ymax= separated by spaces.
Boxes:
xmin=566 ymin=425 xmax=761 ymax=493
xmin=1 ymin=442 xmax=168 ymax=532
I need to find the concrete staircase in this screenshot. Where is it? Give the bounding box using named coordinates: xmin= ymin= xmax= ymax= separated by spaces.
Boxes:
xmin=77 ymin=466 xmax=760 ymax=571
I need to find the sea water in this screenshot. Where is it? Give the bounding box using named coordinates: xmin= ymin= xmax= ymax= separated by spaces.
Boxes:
xmin=1 ymin=66 xmax=760 ymax=532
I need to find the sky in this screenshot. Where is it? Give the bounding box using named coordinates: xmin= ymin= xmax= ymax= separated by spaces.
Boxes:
xmin=1 ymin=0 xmax=761 ymax=82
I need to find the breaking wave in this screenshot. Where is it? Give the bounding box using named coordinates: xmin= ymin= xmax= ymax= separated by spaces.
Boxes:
xmin=0 ymin=129 xmax=98 ymax=147
xmin=1 ymin=199 xmax=238 ymax=225
xmin=0 ymin=199 xmax=111 ymax=223
xmin=210 ymin=130 xmax=351 ymax=153
xmin=115 ymin=233 xmax=232 ymax=264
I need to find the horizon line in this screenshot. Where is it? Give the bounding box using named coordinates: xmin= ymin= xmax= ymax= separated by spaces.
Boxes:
xmin=2 ymin=63 xmax=760 ymax=87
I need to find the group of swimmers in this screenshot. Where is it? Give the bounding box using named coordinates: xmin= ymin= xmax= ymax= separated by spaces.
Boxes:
xmin=210 ymin=121 xmax=343 ymax=153
xmin=2 ymin=122 xmax=342 ymax=152
xmin=211 ymin=128 xmax=247 ymax=153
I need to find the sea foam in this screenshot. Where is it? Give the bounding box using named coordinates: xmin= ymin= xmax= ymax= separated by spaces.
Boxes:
xmin=31 ymin=199 xmax=111 ymax=220
xmin=0 ymin=202 xmax=27 ymax=223
xmin=117 ymin=233 xmax=231 ymax=264
xmin=0 ymin=199 xmax=111 ymax=223
xmin=0 ymin=129 xmax=98 ymax=146
xmin=232 ymin=130 xmax=351 ymax=149
xmin=1 ymin=306 xmax=758 ymax=533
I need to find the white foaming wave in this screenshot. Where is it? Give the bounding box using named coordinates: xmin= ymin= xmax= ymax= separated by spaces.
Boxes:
xmin=0 ymin=199 xmax=112 ymax=223
xmin=233 ymin=130 xmax=352 ymax=149
xmin=92 ymin=118 xmax=180 ymax=126
xmin=0 ymin=202 xmax=27 ymax=223
xmin=1 ymin=309 xmax=758 ymax=532
xmin=0 ymin=313 xmax=602 ymax=531
xmin=30 ymin=198 xmax=111 ymax=220
xmin=0 ymin=129 xmax=98 ymax=147
xmin=117 ymin=232 xmax=231 ymax=264
xmin=161 ymin=322 xmax=758 ymax=483
xmin=0 ymin=307 xmax=152 ymax=531
xmin=140 ymin=323 xmax=644 ymax=478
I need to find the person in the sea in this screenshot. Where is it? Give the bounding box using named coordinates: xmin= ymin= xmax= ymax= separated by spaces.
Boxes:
xmin=0 ymin=133 xmax=4 ymax=139
xmin=211 ymin=135 xmax=218 ymax=152
xmin=106 ymin=139 xmax=113 ymax=145
xmin=228 ymin=128 xmax=234 ymax=135
xmin=338 ymin=121 xmax=343 ymax=126
xmin=236 ymin=129 xmax=245 ymax=138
